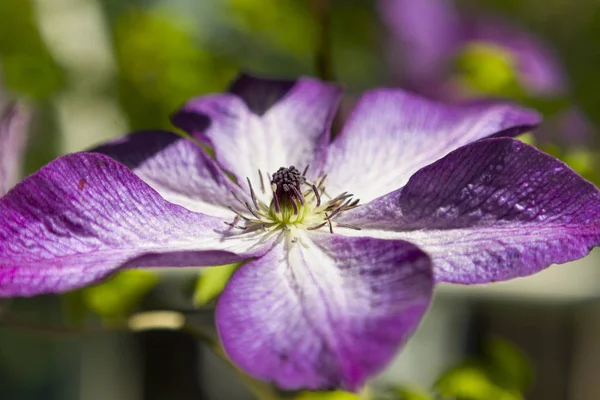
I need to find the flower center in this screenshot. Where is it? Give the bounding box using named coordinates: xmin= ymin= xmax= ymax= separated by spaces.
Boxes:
xmin=224 ymin=165 xmax=360 ymax=240
xmin=270 ymin=166 xmax=306 ymax=217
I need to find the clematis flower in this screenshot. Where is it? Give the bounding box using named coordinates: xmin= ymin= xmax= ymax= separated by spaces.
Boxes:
xmin=0 ymin=100 xmax=29 ymax=195
xmin=1 ymin=75 xmax=600 ymax=390
xmin=377 ymin=0 xmax=593 ymax=148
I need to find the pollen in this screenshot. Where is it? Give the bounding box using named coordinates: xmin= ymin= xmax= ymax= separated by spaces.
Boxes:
xmin=224 ymin=165 xmax=361 ymax=242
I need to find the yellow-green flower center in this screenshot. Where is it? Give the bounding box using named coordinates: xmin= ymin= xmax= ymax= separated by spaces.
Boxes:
xmin=224 ymin=166 xmax=360 ymax=241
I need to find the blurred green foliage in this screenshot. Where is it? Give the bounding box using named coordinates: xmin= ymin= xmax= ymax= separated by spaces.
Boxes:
xmin=434 ymin=337 xmax=533 ymax=400
xmin=63 ymin=270 xmax=158 ymax=323
xmin=436 ymin=366 xmax=522 ymax=400
xmin=0 ymin=0 xmax=63 ymax=174
xmin=378 ymin=337 xmax=532 ymax=400
xmin=0 ymin=1 xmax=63 ymax=100
xmin=82 ymin=269 xmax=158 ymax=321
xmin=112 ymin=8 xmax=237 ymax=130
xmin=294 ymin=390 xmax=362 ymax=400
xmin=61 ymin=289 xmax=89 ymax=326
xmin=561 ymin=149 xmax=596 ymax=179
xmin=193 ymin=263 xmax=240 ymax=307
xmin=389 ymin=386 xmax=434 ymax=400
xmin=227 ymin=0 xmax=316 ymax=60
xmin=0 ymin=296 xmax=74 ymax=399
xmin=292 ymin=337 xmax=533 ymax=400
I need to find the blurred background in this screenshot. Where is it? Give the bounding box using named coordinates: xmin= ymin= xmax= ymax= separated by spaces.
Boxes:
xmin=1 ymin=0 xmax=600 ymax=399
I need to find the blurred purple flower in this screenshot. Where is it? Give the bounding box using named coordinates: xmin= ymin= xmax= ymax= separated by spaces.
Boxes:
xmin=378 ymin=0 xmax=564 ymax=96
xmin=0 ymin=100 xmax=29 ymax=195
xmin=378 ymin=0 xmax=590 ymax=146
xmin=1 ymin=75 xmax=600 ymax=390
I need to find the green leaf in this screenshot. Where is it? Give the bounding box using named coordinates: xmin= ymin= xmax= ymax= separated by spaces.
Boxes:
xmin=193 ymin=263 xmax=239 ymax=306
xmin=435 ymin=337 xmax=533 ymax=400
xmin=0 ymin=0 xmax=64 ymax=100
xmin=391 ymin=385 xmax=434 ymax=400
xmin=113 ymin=10 xmax=236 ymax=130
xmin=484 ymin=337 xmax=533 ymax=393
xmin=294 ymin=390 xmax=362 ymax=400
xmin=82 ymin=270 xmax=159 ymax=320
xmin=227 ymin=0 xmax=315 ymax=58
xmin=435 ymin=363 xmax=522 ymax=400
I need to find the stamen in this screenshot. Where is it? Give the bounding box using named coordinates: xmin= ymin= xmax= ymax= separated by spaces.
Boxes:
xmin=244 ymin=202 xmax=261 ymax=220
xmin=227 ymin=205 xmax=250 ymax=221
xmin=291 ymin=185 xmax=305 ymax=205
xmin=316 ymin=174 xmax=327 ymax=189
xmin=224 ymin=217 xmax=247 ymax=230
xmin=302 ymin=165 xmax=309 ymax=177
xmin=325 ymin=213 xmax=334 ymax=233
xmin=330 ymin=192 xmax=351 ymax=203
xmin=311 ymin=184 xmax=321 ymax=207
xmin=231 ymin=191 xmax=247 ymax=208
xmin=258 ymin=169 xmax=265 ymax=194
xmin=336 ymin=223 xmax=361 ymax=231
xmin=230 ymin=215 xmax=240 ymax=226
xmin=307 ymin=221 xmax=328 ymax=230
xmin=291 ymin=198 xmax=299 ymax=215
xmin=247 ymin=177 xmax=259 ymax=209
xmin=326 ymin=199 xmax=353 ymax=220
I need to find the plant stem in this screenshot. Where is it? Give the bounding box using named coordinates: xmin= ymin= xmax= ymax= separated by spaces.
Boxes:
xmin=311 ymin=0 xmax=334 ymax=81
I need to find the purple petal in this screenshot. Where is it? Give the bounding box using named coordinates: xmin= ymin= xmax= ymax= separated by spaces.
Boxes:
xmin=171 ymin=74 xmax=343 ymax=197
xmin=92 ymin=130 xmax=248 ymax=219
xmin=325 ymin=89 xmax=541 ymax=202
xmin=338 ymin=138 xmax=600 ymax=283
xmin=0 ymin=102 xmax=29 ymax=194
xmin=0 ymin=153 xmax=273 ymax=297
xmin=216 ymin=233 xmax=432 ymax=390
xmin=378 ymin=0 xmax=462 ymax=89
xmin=536 ymin=107 xmax=593 ymax=148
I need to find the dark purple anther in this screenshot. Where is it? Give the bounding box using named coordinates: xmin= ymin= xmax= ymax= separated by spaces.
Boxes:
xmin=271 ymin=166 xmax=306 ymax=213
